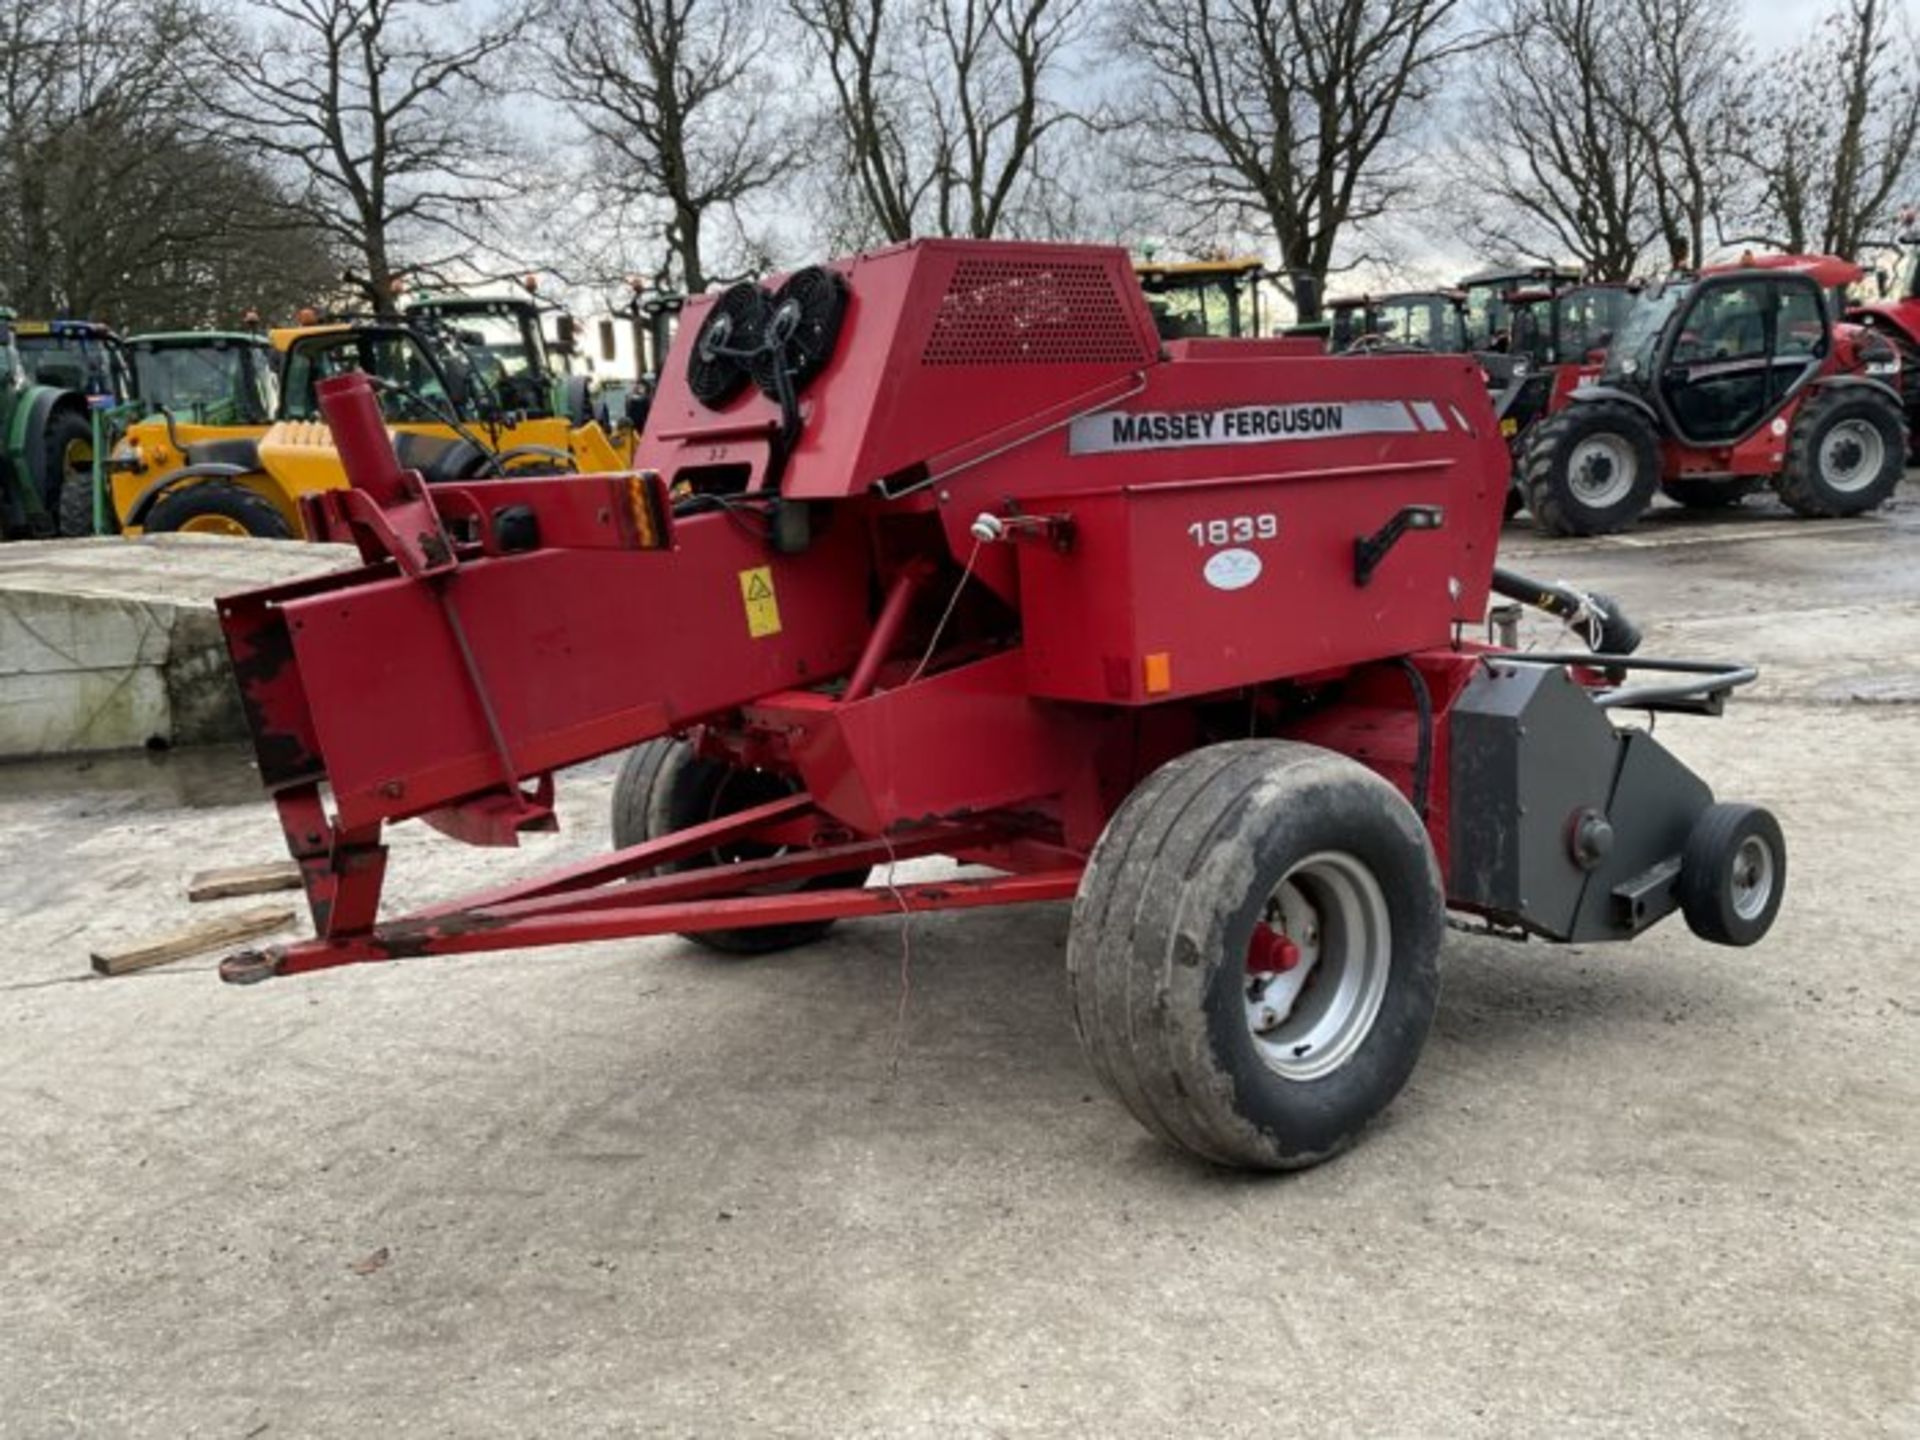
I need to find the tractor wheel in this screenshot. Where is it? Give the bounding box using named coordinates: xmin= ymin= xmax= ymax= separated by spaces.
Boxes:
xmin=610 ymin=737 xmax=871 ymax=955
xmin=1522 ymin=402 xmax=1660 ymax=536
xmin=1065 ymin=740 xmax=1443 ymax=1170
xmin=1887 ymin=331 xmax=1920 ymax=461
xmin=1776 ymin=387 xmax=1907 ymax=517
xmin=145 ymin=480 xmax=295 ymax=539
xmin=42 ymin=409 xmax=94 ymax=535
xmin=1662 ymin=477 xmax=1760 ymax=509
xmin=1678 ymin=803 xmax=1786 ymax=947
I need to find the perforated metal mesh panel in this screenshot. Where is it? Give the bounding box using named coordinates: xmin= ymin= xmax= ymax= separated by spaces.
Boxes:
xmin=920 ymin=258 xmax=1151 ymax=366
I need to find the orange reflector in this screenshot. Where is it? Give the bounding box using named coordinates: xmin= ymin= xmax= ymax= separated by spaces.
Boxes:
xmin=1143 ymin=651 xmax=1173 ymax=695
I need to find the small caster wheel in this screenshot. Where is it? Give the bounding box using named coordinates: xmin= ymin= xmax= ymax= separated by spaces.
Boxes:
xmin=1678 ymin=803 xmax=1786 ymax=947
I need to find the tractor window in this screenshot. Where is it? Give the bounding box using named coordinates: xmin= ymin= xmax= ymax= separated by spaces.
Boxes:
xmin=1775 ymin=284 xmax=1825 ymax=360
xmin=1556 ymin=288 xmax=1629 ymax=365
xmin=282 ymin=333 xmax=453 ymax=423
xmin=18 ymin=334 xmax=122 ymax=399
xmin=133 ymin=346 xmax=270 ymax=423
xmin=1508 ymin=300 xmax=1550 ymax=364
xmin=1664 ymin=281 xmax=1782 ymax=444
xmin=1464 ymin=286 xmax=1510 ymax=351
xmin=1895 ymin=245 xmax=1920 ymax=302
xmin=1673 ymin=283 xmax=1769 ymax=365
xmin=1605 ymin=284 xmax=1685 ymax=381
xmin=1329 ymin=306 xmax=1364 ymax=351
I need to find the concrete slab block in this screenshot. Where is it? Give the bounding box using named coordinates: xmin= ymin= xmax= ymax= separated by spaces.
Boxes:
xmin=0 ymin=534 xmax=355 ymax=757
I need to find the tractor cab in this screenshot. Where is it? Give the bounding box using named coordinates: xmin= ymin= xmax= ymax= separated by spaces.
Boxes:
xmin=1496 ymin=281 xmax=1639 ymax=450
xmin=0 ymin=310 xmax=101 ymax=539
xmin=1372 ymin=290 xmax=1470 ymax=351
xmin=1460 ymin=264 xmax=1580 ymax=351
xmin=1323 ymin=291 xmax=1471 ymax=353
xmin=277 ymin=321 xmax=471 ymax=425
xmin=406 ymin=293 xmax=590 ymax=423
xmin=1845 ymin=214 xmax=1920 ymax=443
xmin=1133 ymin=257 xmax=1269 ymax=339
xmin=125 ymin=332 xmax=278 ymax=425
xmin=1508 ymin=282 xmax=1637 ymax=370
xmin=13 ymin=320 xmax=131 ymax=404
xmin=1326 ymin=297 xmax=1370 ymax=352
xmin=1600 ymin=264 xmax=1843 ymax=448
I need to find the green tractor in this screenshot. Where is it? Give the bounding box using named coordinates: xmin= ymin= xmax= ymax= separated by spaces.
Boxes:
xmin=62 ymin=329 xmax=280 ymax=536
xmin=0 ymin=309 xmax=100 ymax=539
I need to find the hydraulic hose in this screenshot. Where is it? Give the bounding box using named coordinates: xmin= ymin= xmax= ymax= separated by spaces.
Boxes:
xmin=1491 ymin=566 xmax=1643 ymax=656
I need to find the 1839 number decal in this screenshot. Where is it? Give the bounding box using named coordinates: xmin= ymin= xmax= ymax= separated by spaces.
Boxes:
xmin=1188 ymin=513 xmax=1278 ymax=548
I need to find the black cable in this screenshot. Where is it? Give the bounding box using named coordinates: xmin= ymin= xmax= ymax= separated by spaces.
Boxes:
xmin=1395 ymin=657 xmax=1434 ymax=821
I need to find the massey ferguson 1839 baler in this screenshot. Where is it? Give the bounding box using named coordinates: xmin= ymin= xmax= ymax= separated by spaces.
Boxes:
xmin=212 ymin=240 xmax=1784 ymax=1169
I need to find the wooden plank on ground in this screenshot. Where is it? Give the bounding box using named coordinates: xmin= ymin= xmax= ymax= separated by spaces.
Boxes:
xmin=186 ymin=861 xmax=303 ymax=902
xmin=90 ymin=906 xmax=296 ymax=977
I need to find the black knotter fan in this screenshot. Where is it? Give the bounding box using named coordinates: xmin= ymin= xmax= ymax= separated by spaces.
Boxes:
xmin=685 ymin=281 xmax=772 ymax=408
xmin=751 ymin=266 xmax=851 ymax=400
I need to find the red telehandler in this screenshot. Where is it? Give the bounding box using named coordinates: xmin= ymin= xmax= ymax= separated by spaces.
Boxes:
xmin=208 ymin=241 xmax=1783 ymax=1169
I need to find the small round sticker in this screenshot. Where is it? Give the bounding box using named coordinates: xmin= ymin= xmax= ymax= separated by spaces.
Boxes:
xmin=1771 ymin=417 xmax=1788 ymax=437
xmin=1204 ymin=548 xmax=1263 ymax=591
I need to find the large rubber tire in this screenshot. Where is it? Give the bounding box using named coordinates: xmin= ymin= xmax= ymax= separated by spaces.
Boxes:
xmin=1522 ymin=401 xmax=1660 ymax=536
xmin=610 ymin=737 xmax=871 ymax=955
xmin=42 ymin=408 xmax=94 ymax=534
xmin=1885 ymin=331 xmax=1920 ymax=461
xmin=1662 ymin=477 xmax=1761 ymax=509
xmin=1066 ymin=740 xmax=1444 ymax=1170
xmin=1776 ymin=386 xmax=1907 ymax=517
xmin=1677 ymin=802 xmax=1786 ymax=947
xmin=145 ymin=479 xmax=295 ymax=538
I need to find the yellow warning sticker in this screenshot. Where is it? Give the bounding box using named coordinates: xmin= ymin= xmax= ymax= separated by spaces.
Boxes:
xmin=739 ymin=566 xmax=782 ymax=638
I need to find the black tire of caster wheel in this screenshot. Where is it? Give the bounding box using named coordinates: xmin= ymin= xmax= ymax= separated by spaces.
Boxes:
xmin=1678 ymin=802 xmax=1786 ymax=947
xmin=611 ymin=737 xmax=870 ymax=955
xmin=1065 ymin=740 xmax=1444 ymax=1171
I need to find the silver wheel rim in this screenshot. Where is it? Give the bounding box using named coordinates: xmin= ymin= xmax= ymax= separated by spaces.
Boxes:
xmin=1244 ymin=851 xmax=1392 ymax=1082
xmin=1731 ymin=834 xmax=1775 ymax=921
xmin=1566 ymin=433 xmax=1637 ymax=508
xmin=1818 ymin=418 xmax=1885 ymax=494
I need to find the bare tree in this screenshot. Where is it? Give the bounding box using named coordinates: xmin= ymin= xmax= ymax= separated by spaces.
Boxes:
xmin=0 ymin=0 xmax=339 ymax=327
xmin=1452 ymin=0 xmax=1655 ymax=279
xmin=1628 ymin=0 xmax=1745 ymax=270
xmin=548 ymin=0 xmax=792 ymax=294
xmin=789 ymin=0 xmax=1096 ymax=243
xmin=195 ymin=0 xmax=541 ymax=314
xmin=1115 ymin=0 xmax=1480 ymax=317
xmin=1732 ymin=0 xmax=1920 ymax=258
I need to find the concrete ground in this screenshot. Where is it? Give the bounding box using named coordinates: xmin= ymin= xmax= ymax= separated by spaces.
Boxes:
xmin=4 ymin=486 xmax=1918 ymax=1437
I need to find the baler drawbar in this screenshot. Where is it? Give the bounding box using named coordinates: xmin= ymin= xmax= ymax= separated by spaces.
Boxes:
xmin=212 ymin=240 xmax=1784 ymax=1169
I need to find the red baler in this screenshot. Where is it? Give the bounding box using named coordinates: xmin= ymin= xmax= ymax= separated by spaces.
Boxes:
xmin=212 ymin=241 xmax=1783 ymax=1169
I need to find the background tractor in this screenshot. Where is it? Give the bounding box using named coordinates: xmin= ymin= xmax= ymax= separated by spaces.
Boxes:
xmin=1133 ymin=255 xmax=1271 ymax=339
xmin=1326 ymin=290 xmax=1472 ymax=353
xmin=0 ymin=309 xmax=99 ymax=539
xmin=1458 ymin=263 xmax=1581 ymax=351
xmin=1496 ymin=280 xmax=1639 ymax=442
xmin=62 ymin=329 xmax=282 ymax=536
xmin=12 ymin=318 xmax=132 ymax=402
xmin=1521 ymin=256 xmax=1906 ymax=535
xmin=98 ymin=309 xmax=625 ymax=539
xmin=1847 ymin=214 xmax=1920 ymax=452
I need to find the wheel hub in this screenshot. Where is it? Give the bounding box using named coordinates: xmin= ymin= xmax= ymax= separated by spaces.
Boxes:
xmin=1243 ymin=852 xmax=1392 ymax=1081
xmin=1818 ymin=418 xmax=1884 ymax=493
xmin=1730 ymin=834 xmax=1775 ymax=921
xmin=1567 ymin=434 xmax=1636 ymax=508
